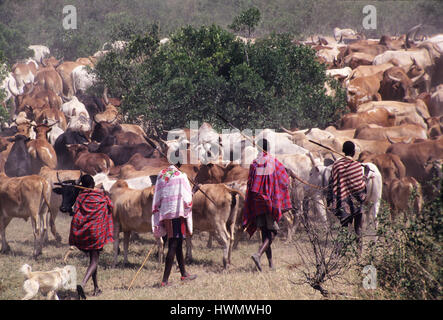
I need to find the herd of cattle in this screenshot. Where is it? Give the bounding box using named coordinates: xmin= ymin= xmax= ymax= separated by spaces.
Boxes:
xmin=0 ymin=26 xmax=442 ymax=269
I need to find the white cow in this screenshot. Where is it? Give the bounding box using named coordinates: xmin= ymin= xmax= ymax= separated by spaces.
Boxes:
xmin=308 ymin=160 xmax=382 ymax=233
xmin=1 ymin=72 xmax=21 ymax=104
xmin=334 ymin=27 xmax=357 ymax=42
xmin=93 ymin=172 xmax=154 ymax=192
xmin=61 ymin=96 xmax=89 ymax=120
xmin=28 ymin=45 xmax=50 ymax=63
xmin=71 ymin=65 xmax=97 ymax=94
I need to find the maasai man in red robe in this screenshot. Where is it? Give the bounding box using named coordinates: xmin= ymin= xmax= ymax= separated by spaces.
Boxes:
xmin=327 ymin=141 xmax=367 ymax=236
xmin=69 ymin=174 xmax=113 ymax=299
xmin=243 ymin=139 xmax=292 ymax=271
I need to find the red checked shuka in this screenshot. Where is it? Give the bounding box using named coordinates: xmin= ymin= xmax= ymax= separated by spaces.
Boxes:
xmin=69 ymin=190 xmax=114 ymax=251
xmin=243 ymin=152 xmax=292 ymax=237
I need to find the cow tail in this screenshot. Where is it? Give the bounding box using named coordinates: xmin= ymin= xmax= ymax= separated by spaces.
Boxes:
xmin=224 ymin=186 xmax=241 ymax=241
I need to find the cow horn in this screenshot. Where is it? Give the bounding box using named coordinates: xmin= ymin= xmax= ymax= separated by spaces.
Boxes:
xmin=55 ymin=57 xmax=64 ymax=68
xmin=410 ymin=70 xmax=425 ymax=84
xmin=387 ymin=73 xmax=402 ymax=82
xmin=308 ymin=152 xmax=317 ymax=167
xmin=57 ymin=171 xmax=62 ymax=183
xmin=405 ymin=24 xmax=422 ymax=49
xmin=386 ymin=135 xmax=396 ymax=144
xmin=103 ymin=86 xmax=109 ymax=105
xmin=280 ymin=126 xmax=296 ymax=135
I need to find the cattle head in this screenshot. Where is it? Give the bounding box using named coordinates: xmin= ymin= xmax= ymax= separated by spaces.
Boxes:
xmin=53 ymin=179 xmax=81 ymax=215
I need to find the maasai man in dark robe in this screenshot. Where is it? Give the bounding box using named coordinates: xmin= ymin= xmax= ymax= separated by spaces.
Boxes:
xmin=243 ymin=139 xmax=292 ymax=271
xmin=152 ymin=162 xmax=197 ymax=287
xmin=327 ymin=141 xmax=367 ymax=237
xmin=69 ymin=174 xmax=113 ymax=299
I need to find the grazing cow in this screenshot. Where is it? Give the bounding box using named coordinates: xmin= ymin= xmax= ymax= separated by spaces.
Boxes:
xmin=386 ymin=177 xmax=423 ymax=220
xmin=66 ymin=144 xmax=113 ymax=175
xmin=27 ymin=124 xmax=58 ymax=173
xmin=0 ymin=173 xmax=51 ymax=257
xmin=39 ymin=166 xmax=81 ymax=243
xmin=353 ymin=123 xmax=428 ymax=141
xmin=4 ymin=134 xmax=32 ymax=177
xmin=95 ymin=135 xmax=157 ymax=166
xmin=339 ymin=108 xmax=396 ymax=129
xmin=54 ymin=129 xmax=89 ymax=169
xmin=109 ymin=180 xmax=162 ymax=267
xmin=186 ymin=183 xmax=243 ymax=268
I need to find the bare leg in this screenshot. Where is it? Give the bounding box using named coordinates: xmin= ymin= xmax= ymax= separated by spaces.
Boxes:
xmin=78 ymin=250 xmax=100 ymax=298
xmin=162 ymin=238 xmax=178 ymax=284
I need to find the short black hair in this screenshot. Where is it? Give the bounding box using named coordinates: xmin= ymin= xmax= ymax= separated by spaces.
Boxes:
xmin=80 ymin=174 xmax=95 ymax=188
xmin=257 ymin=138 xmax=269 ymax=152
xmin=342 ymin=141 xmax=356 ymax=157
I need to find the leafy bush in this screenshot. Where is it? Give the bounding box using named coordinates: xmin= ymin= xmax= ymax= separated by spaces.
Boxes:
xmin=363 ymin=174 xmax=442 ymax=300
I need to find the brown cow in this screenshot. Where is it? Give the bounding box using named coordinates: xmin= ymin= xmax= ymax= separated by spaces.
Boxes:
xmin=386 ymin=177 xmax=423 ymax=220
xmin=379 ymin=66 xmax=418 ymax=101
xmin=66 ymin=144 xmax=114 ymax=175
xmin=353 ymin=123 xmax=428 ymax=140
xmin=339 ymin=108 xmax=396 ymax=129
xmin=0 ymin=173 xmax=52 ymax=257
xmin=109 ymin=180 xmax=162 ymax=267
xmin=27 ymin=124 xmax=58 ymax=173
xmin=346 ymin=72 xmax=384 ymax=112
xmin=358 ymin=151 xmax=406 ymax=182
xmin=386 ymin=137 xmax=443 ymax=187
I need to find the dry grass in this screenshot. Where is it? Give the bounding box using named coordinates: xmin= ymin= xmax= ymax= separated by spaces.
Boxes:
xmin=0 ymin=214 xmax=368 ymax=300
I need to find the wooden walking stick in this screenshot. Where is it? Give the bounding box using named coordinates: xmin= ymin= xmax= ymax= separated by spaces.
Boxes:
xmin=127 ymin=244 xmax=156 ymax=290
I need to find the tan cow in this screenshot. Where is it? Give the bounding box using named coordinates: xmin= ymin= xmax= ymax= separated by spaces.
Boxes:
xmin=353 ymin=123 xmax=428 ymax=140
xmin=27 ymin=124 xmax=58 ymax=173
xmin=66 ymin=144 xmax=113 ymax=175
xmin=0 ymin=173 xmax=51 ymax=257
xmin=339 ymin=108 xmax=396 ymax=129
xmin=55 ymin=61 xmax=82 ymax=98
xmin=346 ymin=72 xmax=383 ymax=112
xmin=187 ymin=183 xmax=243 ymax=268
xmin=358 ymin=151 xmax=406 ymax=182
xmin=109 ymin=180 xmax=162 ymax=267
xmin=386 ymin=177 xmax=423 ymax=220
xmin=34 ymin=70 xmax=64 ymax=97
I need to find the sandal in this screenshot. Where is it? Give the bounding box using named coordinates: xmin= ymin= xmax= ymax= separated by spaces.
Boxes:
xmin=180 ymin=274 xmax=197 ymax=281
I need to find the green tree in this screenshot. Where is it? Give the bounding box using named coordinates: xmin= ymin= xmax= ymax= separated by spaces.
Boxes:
xmin=93 ymin=24 xmax=346 ymax=135
xmin=0 ymin=23 xmax=33 ymax=64
xmin=228 ymin=6 xmax=261 ymax=37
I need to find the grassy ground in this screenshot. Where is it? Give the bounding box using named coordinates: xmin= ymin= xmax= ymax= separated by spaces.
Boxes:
xmin=0 ymin=213 xmax=368 ymax=300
